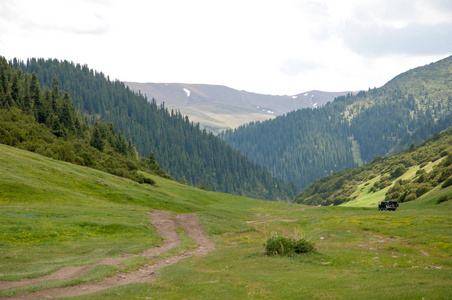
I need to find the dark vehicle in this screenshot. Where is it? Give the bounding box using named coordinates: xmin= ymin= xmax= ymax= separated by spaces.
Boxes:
xmin=378 ymin=200 xmax=399 ymax=211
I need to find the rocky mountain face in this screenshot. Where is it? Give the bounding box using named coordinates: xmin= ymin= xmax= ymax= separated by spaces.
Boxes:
xmin=125 ymin=82 xmax=350 ymax=133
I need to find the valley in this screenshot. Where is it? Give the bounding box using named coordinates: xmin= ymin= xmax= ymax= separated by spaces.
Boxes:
xmin=0 ymin=55 xmax=451 ymax=299
xmin=0 ymin=144 xmax=450 ymax=299
xmin=221 ymin=55 xmax=452 ymax=190
xmin=124 ymin=82 xmax=348 ymax=134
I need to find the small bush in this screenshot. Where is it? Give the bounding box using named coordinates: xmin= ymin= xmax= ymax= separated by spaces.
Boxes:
xmin=417 ymin=174 xmax=426 ymax=183
xmin=416 ymin=169 xmax=426 ymax=176
xmin=134 ymin=173 xmax=155 ymax=185
xmin=265 ymin=236 xmax=315 ymax=256
xmin=415 ymin=184 xmax=433 ymax=198
xmin=294 ymin=239 xmax=315 ymax=253
xmin=438 ymin=170 xmax=452 ymax=183
xmin=333 ymin=196 xmax=346 ymax=206
xmin=391 ymin=164 xmax=407 ymax=178
xmin=443 ymin=155 xmax=452 ymax=167
xmin=198 ymin=184 xmax=209 ymax=191
xmin=404 ymin=193 xmax=417 ymax=202
xmin=441 ymin=176 xmax=452 ymax=188
xmin=436 ymin=195 xmax=449 ymax=204
xmin=419 ymin=161 xmax=428 ymax=169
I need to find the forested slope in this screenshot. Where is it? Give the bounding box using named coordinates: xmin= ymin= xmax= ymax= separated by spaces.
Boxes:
xmin=219 ymin=101 xmax=356 ymax=189
xmin=221 ymin=55 xmax=452 ymax=190
xmin=13 ymin=58 xmax=297 ymax=200
xmin=0 ymin=57 xmax=169 ymax=184
xmin=294 ymin=128 xmax=452 ymax=206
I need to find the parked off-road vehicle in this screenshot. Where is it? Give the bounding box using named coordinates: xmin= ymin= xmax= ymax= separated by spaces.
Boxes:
xmin=378 ymin=200 xmax=399 ymax=211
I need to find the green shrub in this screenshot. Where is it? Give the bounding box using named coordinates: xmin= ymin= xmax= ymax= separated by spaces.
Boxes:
xmin=404 ymin=193 xmax=417 ymax=202
xmin=265 ymin=236 xmax=315 ymax=256
xmin=438 ymin=169 xmax=452 ymax=183
xmin=198 ymin=184 xmax=209 ymax=191
xmin=443 ymin=155 xmax=452 ymax=167
xmin=391 ymin=164 xmax=407 ymax=178
xmin=416 ymin=169 xmax=426 ymax=176
xmin=419 ymin=161 xmax=428 ymax=168
xmin=333 ymin=196 xmax=346 ymax=206
xmin=140 ymin=176 xmax=155 ymax=185
xmin=440 ymin=150 xmax=449 ymax=157
xmin=442 ymin=177 xmax=452 ymax=188
xmin=417 ymin=174 xmax=426 ymax=183
xmin=415 ymin=184 xmax=433 ymax=198
xmin=294 ymin=238 xmax=315 ymax=253
xmin=436 ymin=195 xmax=449 ymax=204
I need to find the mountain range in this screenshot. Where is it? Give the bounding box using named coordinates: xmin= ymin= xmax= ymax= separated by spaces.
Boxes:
xmin=3 ymin=54 xmax=452 ymax=201
xmin=9 ymin=57 xmax=296 ymax=200
xmin=221 ymin=55 xmax=452 ymax=190
xmin=1 ymin=51 xmax=451 ymax=299
xmin=124 ymin=82 xmax=349 ymax=133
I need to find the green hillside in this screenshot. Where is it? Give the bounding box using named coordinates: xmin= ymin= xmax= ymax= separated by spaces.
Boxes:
xmin=0 ymin=55 xmax=450 ymax=300
xmin=294 ymin=128 xmax=452 ymax=206
xmin=0 ymin=143 xmax=450 ymax=299
xmin=221 ymin=55 xmax=452 ymax=190
xmin=0 ymin=56 xmax=171 ymax=186
xmin=12 ymin=58 xmax=297 ymax=200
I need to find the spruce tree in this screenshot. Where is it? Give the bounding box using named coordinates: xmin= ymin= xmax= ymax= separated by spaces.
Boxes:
xmin=90 ymin=124 xmax=104 ymax=151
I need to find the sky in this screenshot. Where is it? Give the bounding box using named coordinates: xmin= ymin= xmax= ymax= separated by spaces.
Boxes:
xmin=1 ymin=0 xmax=451 ymax=95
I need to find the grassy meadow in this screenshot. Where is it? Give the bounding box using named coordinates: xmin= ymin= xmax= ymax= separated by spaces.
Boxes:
xmin=0 ymin=144 xmax=451 ymax=299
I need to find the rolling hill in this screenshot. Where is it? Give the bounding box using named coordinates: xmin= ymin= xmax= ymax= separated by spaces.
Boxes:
xmin=0 ymin=136 xmax=450 ymax=299
xmin=12 ymin=57 xmax=297 ymax=200
xmin=124 ymin=82 xmax=349 ymax=134
xmin=221 ymin=55 xmax=452 ymax=190
xmin=294 ymin=128 xmax=452 ymax=206
xmin=0 ymin=56 xmax=450 ymax=299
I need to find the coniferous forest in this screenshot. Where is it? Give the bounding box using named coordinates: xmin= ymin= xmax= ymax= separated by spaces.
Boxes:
xmin=2 ymin=56 xmax=451 ymax=201
xmin=5 ymin=57 xmax=297 ymax=200
xmin=221 ymin=56 xmax=452 ymax=191
xmin=0 ymin=57 xmax=170 ymax=184
xmin=294 ymin=128 xmax=452 ymax=206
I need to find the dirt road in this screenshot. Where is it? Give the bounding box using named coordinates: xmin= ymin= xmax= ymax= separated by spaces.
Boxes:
xmin=0 ymin=210 xmax=214 ymax=299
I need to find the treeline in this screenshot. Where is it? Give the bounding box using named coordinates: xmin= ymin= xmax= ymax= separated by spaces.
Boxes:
xmin=220 ymin=100 xmax=356 ymax=189
xmin=14 ymin=58 xmax=297 ymax=200
xmin=221 ymin=56 xmax=452 ymax=190
xmin=294 ymin=129 xmax=452 ymax=206
xmin=0 ymin=56 xmax=171 ymax=184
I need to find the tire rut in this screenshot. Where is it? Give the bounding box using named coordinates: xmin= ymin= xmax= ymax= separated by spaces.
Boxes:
xmin=0 ymin=210 xmax=214 ymax=300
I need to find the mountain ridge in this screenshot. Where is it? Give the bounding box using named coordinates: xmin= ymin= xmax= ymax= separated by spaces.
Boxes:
xmin=124 ymin=82 xmax=350 ymax=133
xmin=12 ymin=57 xmax=297 ymax=199
xmin=294 ymin=128 xmax=452 ymax=206
xmin=221 ymin=55 xmax=452 ymax=190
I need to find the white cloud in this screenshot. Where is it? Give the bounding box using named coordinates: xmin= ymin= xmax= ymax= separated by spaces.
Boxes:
xmin=280 ymin=59 xmax=321 ymax=76
xmin=340 ymin=22 xmax=452 ymax=56
xmin=0 ymin=0 xmax=450 ymax=95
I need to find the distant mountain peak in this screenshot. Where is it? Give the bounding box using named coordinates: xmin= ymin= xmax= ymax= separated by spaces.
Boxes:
xmin=125 ymin=82 xmax=351 ymax=134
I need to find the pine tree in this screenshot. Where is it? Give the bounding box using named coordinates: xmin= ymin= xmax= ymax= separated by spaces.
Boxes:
xmin=51 ymin=77 xmax=61 ymax=115
xmin=51 ymin=115 xmax=66 ymax=137
xmin=60 ymin=92 xmax=75 ymax=132
xmin=10 ymin=72 xmax=22 ymax=107
xmin=90 ymin=124 xmax=104 ymax=151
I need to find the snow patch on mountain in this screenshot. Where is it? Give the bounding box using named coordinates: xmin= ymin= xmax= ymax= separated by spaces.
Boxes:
xmin=183 ymin=88 xmax=191 ymax=97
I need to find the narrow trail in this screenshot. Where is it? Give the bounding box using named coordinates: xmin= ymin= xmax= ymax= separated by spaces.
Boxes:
xmin=0 ymin=210 xmax=215 ymax=300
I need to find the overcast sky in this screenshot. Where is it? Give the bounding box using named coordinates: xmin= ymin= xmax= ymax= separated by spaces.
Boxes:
xmin=1 ymin=0 xmax=451 ymax=95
